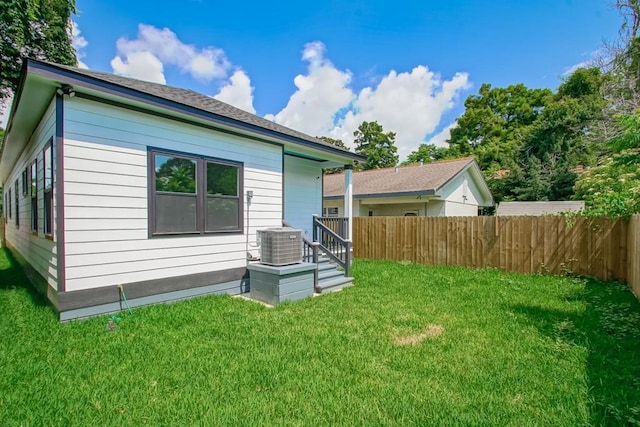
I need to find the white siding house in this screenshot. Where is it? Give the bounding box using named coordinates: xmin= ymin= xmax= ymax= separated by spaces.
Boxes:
xmin=323 ymin=158 xmax=494 ymax=217
xmin=0 ymin=60 xmax=363 ymax=320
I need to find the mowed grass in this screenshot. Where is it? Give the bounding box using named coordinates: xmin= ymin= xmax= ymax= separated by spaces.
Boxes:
xmin=1 ymin=248 xmax=640 ymax=426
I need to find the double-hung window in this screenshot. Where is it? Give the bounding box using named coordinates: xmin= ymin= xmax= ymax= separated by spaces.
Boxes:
xmin=31 ymin=159 xmax=38 ymax=232
xmin=43 ymin=140 xmax=53 ymax=236
xmin=150 ymin=149 xmax=243 ymax=236
xmin=22 ymin=168 xmax=28 ymax=196
xmin=323 ymin=207 xmax=339 ymax=218
xmin=14 ymin=180 xmax=19 ymax=227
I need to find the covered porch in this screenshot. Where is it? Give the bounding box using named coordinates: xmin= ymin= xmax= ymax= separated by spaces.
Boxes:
xmin=281 ymin=164 xmax=356 ymax=294
xmin=277 ymin=137 xmax=360 ymax=293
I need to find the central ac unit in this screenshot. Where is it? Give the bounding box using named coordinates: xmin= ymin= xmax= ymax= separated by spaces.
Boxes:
xmin=257 ymin=227 xmax=303 ymax=266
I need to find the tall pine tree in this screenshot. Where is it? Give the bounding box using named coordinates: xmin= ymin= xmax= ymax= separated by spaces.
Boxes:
xmin=353 ymin=121 xmax=398 ymax=170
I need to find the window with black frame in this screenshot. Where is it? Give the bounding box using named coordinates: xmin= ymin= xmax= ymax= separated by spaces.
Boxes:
xmin=14 ymin=180 xmax=19 ymax=227
xmin=22 ymin=168 xmax=28 ymax=196
xmin=43 ymin=141 xmax=53 ymax=236
xmin=154 ymin=154 xmax=198 ymax=234
xmin=151 ymin=149 xmax=242 ymax=236
xmin=31 ymin=159 xmax=38 ymax=232
xmin=206 ymin=161 xmax=240 ymax=232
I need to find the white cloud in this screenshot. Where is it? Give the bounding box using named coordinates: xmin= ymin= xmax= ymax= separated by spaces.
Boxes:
xmin=109 ymin=24 xmax=255 ymax=112
xmin=425 ymin=123 xmax=456 ymax=148
xmin=264 ymin=41 xmax=354 ymax=136
xmin=70 ymin=20 xmax=88 ymax=69
xmin=331 ymin=66 xmax=470 ymax=159
xmin=266 ymin=42 xmax=470 ymax=161
xmin=563 ymin=49 xmax=602 ymax=76
xmin=111 ymin=51 xmax=166 ymax=84
xmin=214 ymin=70 xmax=256 ymax=114
xmin=111 ymin=24 xmax=230 ymax=84
xmin=563 ymin=61 xmax=590 ymax=77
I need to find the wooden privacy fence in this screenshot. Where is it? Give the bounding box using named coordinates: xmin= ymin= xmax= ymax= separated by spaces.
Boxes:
xmin=353 ymin=216 xmax=640 ymax=295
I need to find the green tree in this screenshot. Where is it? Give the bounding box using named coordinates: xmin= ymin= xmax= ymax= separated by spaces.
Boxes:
xmin=353 ymin=121 xmax=398 ymax=170
xmin=511 ymin=156 xmax=550 ymax=201
xmin=447 ymin=69 xmax=608 ymax=203
xmin=318 ymin=136 xmax=349 ymax=150
xmin=574 ymin=114 xmax=640 ymax=218
xmin=402 ymin=143 xmax=451 ymax=165
xmin=447 ymin=83 xmax=553 ymax=172
xmin=0 ymin=0 xmax=77 ymax=108
xmin=155 ymin=157 xmax=197 ymax=193
xmin=318 ymin=136 xmax=350 ymax=174
xmin=516 ymin=67 xmax=607 ymax=201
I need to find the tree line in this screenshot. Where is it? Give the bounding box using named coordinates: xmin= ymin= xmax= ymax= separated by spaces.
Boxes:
xmin=1 ymin=0 xmax=638 ymax=218
xmin=322 ymin=2 xmax=640 ymax=218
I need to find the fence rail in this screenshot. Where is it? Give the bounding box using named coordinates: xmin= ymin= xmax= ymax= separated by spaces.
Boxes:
xmin=353 ymin=216 xmax=638 ymax=293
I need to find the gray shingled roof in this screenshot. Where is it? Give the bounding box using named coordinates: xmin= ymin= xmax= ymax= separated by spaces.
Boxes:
xmin=324 ymin=158 xmax=477 ymax=197
xmin=39 ymin=60 xmax=356 ymax=156
xmin=496 ymin=201 xmax=585 ymax=216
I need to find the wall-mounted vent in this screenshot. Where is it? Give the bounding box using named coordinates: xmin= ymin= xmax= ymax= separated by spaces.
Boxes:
xmin=257 ymin=227 xmax=303 ymax=266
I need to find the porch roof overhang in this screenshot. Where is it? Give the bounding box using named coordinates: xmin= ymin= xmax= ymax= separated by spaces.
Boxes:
xmin=324 ymin=189 xmax=437 ymax=201
xmin=0 ymin=59 xmax=365 ymax=182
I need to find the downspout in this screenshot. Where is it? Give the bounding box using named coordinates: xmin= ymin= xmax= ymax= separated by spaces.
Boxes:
xmin=245 ymin=190 xmax=253 ymax=265
xmin=55 ymin=91 xmax=66 ymax=294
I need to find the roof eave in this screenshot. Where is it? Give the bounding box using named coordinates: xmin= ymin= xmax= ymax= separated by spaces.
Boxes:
xmin=0 ymin=60 xmax=48 ymax=182
xmin=324 ymin=190 xmax=437 ymax=200
xmin=434 ymin=158 xmax=494 ymax=206
xmin=26 ymin=59 xmax=365 ymax=164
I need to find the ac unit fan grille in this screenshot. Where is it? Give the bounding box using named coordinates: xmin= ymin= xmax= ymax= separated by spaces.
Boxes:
xmin=257 ymin=227 xmax=303 ymax=266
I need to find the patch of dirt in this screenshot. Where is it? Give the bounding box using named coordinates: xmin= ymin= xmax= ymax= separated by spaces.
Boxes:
xmin=394 ymin=324 xmax=444 ymax=346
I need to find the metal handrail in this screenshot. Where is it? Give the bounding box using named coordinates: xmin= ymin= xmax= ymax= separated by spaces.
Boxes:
xmin=316 ymin=216 xmax=348 ymax=239
xmin=312 ymin=215 xmax=351 ymax=277
xmin=281 ymin=218 xmax=352 ymax=289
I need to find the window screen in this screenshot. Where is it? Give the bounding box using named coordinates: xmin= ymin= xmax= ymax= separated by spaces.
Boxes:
xmin=150 ymin=150 xmax=243 ymax=236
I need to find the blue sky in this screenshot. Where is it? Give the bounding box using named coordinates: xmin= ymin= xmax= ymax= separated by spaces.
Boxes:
xmin=26 ymin=1 xmax=627 ymax=158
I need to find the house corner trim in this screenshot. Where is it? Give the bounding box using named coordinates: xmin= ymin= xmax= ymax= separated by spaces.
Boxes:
xmin=55 ymin=93 xmax=66 ymax=293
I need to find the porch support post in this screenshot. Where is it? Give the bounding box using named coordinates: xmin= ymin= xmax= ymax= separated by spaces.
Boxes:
xmin=344 ymin=164 xmax=353 ymax=241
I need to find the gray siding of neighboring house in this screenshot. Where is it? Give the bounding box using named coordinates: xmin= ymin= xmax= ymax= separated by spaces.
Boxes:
xmin=496 ymin=201 xmax=585 ymax=216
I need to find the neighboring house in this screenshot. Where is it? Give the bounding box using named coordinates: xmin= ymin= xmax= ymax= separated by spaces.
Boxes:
xmin=0 ymin=59 xmax=362 ymax=320
xmin=323 ymin=158 xmax=494 ymax=217
xmin=496 ymin=201 xmax=585 ymax=216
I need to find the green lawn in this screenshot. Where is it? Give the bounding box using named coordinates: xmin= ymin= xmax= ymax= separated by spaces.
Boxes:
xmin=1 ymin=248 xmax=639 ymax=426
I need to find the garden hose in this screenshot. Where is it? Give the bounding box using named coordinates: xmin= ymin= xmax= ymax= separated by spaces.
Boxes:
xmin=118 ymin=285 xmax=133 ymax=315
